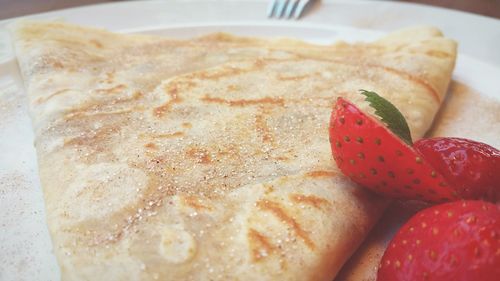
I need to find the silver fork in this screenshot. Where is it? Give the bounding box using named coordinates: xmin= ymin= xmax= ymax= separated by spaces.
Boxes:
xmin=267 ymin=0 xmax=312 ymax=19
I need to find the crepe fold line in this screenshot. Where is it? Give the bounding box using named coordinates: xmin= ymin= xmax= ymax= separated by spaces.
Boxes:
xmin=10 ymin=21 xmax=456 ymax=281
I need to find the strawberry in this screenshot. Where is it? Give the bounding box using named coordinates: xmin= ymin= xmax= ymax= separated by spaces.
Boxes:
xmin=377 ymin=200 xmax=500 ymax=281
xmin=329 ymin=91 xmax=457 ymax=203
xmin=414 ymin=137 xmax=500 ymax=202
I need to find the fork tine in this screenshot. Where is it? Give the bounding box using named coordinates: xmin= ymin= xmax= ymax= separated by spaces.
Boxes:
xmin=267 ymin=0 xmax=278 ymax=17
xmin=293 ymin=0 xmax=309 ymax=19
xmin=274 ymin=0 xmax=288 ymax=18
xmin=284 ymin=0 xmax=299 ymax=18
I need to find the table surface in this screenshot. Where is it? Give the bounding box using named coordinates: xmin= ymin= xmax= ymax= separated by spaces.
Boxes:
xmin=1 ymin=0 xmax=499 ymax=20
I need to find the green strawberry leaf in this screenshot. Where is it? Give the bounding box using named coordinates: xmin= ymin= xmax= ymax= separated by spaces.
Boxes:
xmin=360 ymin=90 xmax=413 ymax=145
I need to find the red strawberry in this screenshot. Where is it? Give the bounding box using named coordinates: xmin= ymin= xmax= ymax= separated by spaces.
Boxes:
xmin=414 ymin=137 xmax=500 ymax=202
xmin=329 ymin=96 xmax=457 ymax=203
xmin=377 ymin=200 xmax=500 ymax=281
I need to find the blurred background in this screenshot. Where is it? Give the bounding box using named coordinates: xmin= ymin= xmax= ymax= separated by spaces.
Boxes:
xmin=0 ymin=0 xmax=499 ymax=20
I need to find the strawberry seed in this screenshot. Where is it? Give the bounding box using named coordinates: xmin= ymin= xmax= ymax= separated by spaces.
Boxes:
xmin=428 ymin=250 xmax=437 ymax=261
xmin=466 ymin=216 xmax=477 ymax=224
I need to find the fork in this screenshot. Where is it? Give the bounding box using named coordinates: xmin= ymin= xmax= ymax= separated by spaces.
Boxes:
xmin=267 ymin=0 xmax=312 ymax=19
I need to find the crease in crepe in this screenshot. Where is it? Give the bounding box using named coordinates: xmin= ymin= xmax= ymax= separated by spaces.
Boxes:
xmin=10 ymin=21 xmax=456 ymax=281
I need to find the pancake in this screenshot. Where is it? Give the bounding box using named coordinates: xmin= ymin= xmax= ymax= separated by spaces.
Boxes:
xmin=10 ymin=21 xmax=456 ymax=280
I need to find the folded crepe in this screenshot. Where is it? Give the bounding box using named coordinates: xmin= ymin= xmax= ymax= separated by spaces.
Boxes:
xmin=10 ymin=21 xmax=456 ymax=280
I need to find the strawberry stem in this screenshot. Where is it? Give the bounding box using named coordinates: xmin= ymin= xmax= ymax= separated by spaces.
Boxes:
xmin=360 ymin=90 xmax=413 ymax=145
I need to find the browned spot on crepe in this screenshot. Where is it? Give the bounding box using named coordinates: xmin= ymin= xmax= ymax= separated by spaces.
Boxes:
xmin=48 ymin=58 xmax=64 ymax=69
xmin=248 ymin=228 xmax=276 ymax=262
xmin=89 ymin=39 xmax=103 ymax=48
xmin=66 ymin=109 xmax=133 ymax=121
xmin=201 ymin=95 xmax=285 ymax=107
xmin=254 ymin=108 xmax=275 ymax=143
xmin=148 ymin=131 xmax=184 ymax=139
xmin=273 ymin=156 xmax=290 ymax=161
xmin=277 ymin=74 xmax=310 ymax=81
xmin=290 ymin=194 xmax=330 ymax=210
xmin=425 ymin=50 xmax=451 ymax=58
xmin=306 ymin=170 xmax=337 ymax=178
xmin=227 ymin=84 xmax=240 ymax=91
xmin=94 ymin=84 xmax=127 ymax=95
xmin=99 ymin=72 xmax=115 ymax=84
xmin=35 ymin=89 xmax=73 ymax=104
xmin=183 ymin=60 xmax=265 ymax=81
xmin=257 ymin=200 xmax=315 ymax=250
xmin=182 ymin=195 xmax=213 ymax=211
xmin=64 ymin=90 xmax=143 ymax=119
xmin=144 ymin=142 xmax=157 ymax=150
xmin=153 ymin=81 xmax=193 ymax=117
xmin=263 ymin=183 xmax=275 ymax=195
xmin=64 ymin=125 xmax=119 ymax=148
xmin=192 ymin=66 xmax=245 ymax=80
xmin=185 ymin=147 xmax=212 ymax=164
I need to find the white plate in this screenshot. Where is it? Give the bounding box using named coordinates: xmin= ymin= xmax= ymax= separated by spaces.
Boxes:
xmin=1 ymin=1 xmax=499 ymax=280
